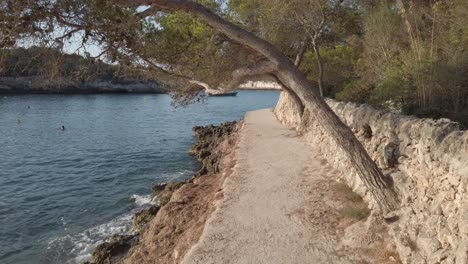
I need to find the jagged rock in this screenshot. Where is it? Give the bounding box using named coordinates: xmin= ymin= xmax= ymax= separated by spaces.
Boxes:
xmin=383 ymin=142 xmax=399 ymax=168
xmin=152 ymin=182 xmax=185 ymax=206
xmin=190 ymin=121 xmax=237 ymax=177
xmin=132 ymin=205 xmax=160 ymax=232
xmin=91 ymin=234 xmax=138 ymax=264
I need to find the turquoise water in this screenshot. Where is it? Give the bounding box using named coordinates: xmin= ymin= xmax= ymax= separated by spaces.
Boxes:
xmin=0 ymin=91 xmax=280 ymax=264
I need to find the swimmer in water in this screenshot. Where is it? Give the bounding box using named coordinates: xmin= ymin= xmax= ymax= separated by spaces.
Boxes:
xmin=60 ymin=125 xmax=65 ymax=131
xmin=17 ymin=119 xmax=21 ymax=124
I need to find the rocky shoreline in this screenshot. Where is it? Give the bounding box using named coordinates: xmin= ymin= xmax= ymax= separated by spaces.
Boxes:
xmin=86 ymin=121 xmax=241 ymax=264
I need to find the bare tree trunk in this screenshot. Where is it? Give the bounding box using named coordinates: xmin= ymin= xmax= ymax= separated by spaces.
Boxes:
xmin=294 ymin=42 xmax=307 ymax=67
xmin=121 ymin=0 xmax=400 ymax=214
xmin=312 ymin=42 xmax=324 ymax=97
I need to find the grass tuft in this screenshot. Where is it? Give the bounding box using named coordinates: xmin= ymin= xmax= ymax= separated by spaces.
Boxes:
xmin=334 ymin=182 xmax=371 ymax=221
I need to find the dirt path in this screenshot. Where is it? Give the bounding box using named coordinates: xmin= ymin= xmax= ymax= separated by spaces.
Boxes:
xmin=180 ymin=109 xmax=374 ymax=264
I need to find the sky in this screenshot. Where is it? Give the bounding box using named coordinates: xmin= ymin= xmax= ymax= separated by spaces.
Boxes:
xmin=63 ymin=5 xmax=152 ymax=58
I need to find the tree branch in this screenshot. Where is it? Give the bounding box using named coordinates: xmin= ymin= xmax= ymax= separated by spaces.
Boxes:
xmin=221 ymin=61 xmax=277 ymax=92
xmin=141 ymin=57 xmax=194 ymax=80
xmin=187 ymin=61 xmax=277 ymax=94
xmin=55 ymin=28 xmax=83 ymax=42
xmin=113 ymin=0 xmax=290 ymax=67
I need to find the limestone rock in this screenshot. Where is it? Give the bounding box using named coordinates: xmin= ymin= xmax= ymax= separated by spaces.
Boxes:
xmin=455 ymin=241 xmax=468 ymax=264
xmin=384 ymin=142 xmax=399 ymax=168
xmin=417 ymin=236 xmax=441 ymax=255
xmin=274 ymin=92 xmax=468 ymax=264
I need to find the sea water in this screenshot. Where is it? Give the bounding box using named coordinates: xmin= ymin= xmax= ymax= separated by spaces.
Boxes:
xmin=0 ymin=91 xmax=279 ymax=264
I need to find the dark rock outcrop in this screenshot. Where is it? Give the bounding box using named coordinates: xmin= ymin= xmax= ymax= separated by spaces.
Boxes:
xmin=87 ymin=234 xmax=138 ymax=264
xmin=190 ymin=121 xmax=237 ymax=177
xmin=132 ymin=205 xmax=160 ymax=233
xmin=383 ymin=142 xmax=399 ymax=168
xmin=362 ymin=124 xmax=373 ymax=139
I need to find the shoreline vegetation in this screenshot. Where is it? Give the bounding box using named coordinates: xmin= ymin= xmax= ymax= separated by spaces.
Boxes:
xmin=85 ymin=121 xmax=240 ymax=264
xmin=0 ymin=77 xmax=167 ymax=94
xmin=0 ymin=47 xmax=169 ymax=95
xmin=0 ymin=77 xmax=280 ymax=95
xmin=0 ymin=47 xmax=281 ymax=95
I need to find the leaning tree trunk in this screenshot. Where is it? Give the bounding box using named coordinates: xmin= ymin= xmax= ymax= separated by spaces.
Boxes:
xmin=125 ymin=0 xmax=400 ymax=214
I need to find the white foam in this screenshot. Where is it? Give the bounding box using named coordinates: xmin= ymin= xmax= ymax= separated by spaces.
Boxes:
xmin=47 ymin=170 xmax=194 ymax=263
xmin=130 ymin=194 xmax=153 ymax=206
xmin=47 ymin=191 xmax=163 ymax=263
xmin=47 ymin=211 xmax=137 ymax=263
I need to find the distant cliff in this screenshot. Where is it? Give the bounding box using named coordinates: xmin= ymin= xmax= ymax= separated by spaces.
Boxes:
xmin=0 ymin=77 xmax=167 ymax=94
xmin=0 ymin=47 xmax=167 ymax=94
xmin=238 ymin=81 xmax=281 ymax=90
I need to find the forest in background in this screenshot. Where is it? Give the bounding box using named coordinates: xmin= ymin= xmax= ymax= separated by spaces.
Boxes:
xmin=0 ymin=46 xmax=150 ymax=83
xmin=320 ymin=1 xmax=468 ymax=125
xmin=1 ymin=0 xmax=467 ymax=125
xmin=228 ymin=0 xmax=468 ymax=125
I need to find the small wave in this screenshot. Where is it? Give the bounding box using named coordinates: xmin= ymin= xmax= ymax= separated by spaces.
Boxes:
xmin=46 ymin=194 xmax=159 ymax=264
xmin=46 ymin=170 xmax=193 ymax=264
xmin=46 ymin=191 xmax=159 ymax=264
xmin=46 ymin=213 xmax=134 ymax=264
xmin=130 ymin=194 xmax=153 ymax=206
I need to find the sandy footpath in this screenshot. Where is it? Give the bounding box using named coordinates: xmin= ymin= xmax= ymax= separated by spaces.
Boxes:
xmin=181 ymin=109 xmax=372 ymax=264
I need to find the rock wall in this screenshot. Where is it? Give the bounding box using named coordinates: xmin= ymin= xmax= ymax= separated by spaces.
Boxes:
xmin=274 ymin=91 xmax=468 ymax=264
xmin=274 ymin=90 xmax=304 ymax=128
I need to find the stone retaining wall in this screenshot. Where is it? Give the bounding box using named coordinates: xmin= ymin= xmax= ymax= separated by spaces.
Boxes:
xmin=274 ymin=91 xmax=468 ymax=264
